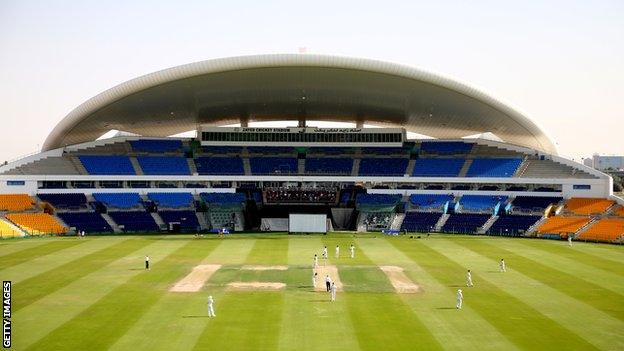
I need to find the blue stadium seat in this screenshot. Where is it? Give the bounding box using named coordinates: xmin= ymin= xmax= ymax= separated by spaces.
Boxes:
xmin=194 ymin=157 xmax=244 ymax=175
xmin=200 ymin=192 xmax=247 ymax=204
xmin=249 ymin=157 xmax=298 ymax=174
xmin=201 ymin=146 xmax=243 ymax=154
xmin=137 ymin=156 xmax=190 ymax=175
xmin=38 ymin=193 xmax=86 ymax=209
xmin=401 ymin=212 xmax=442 ymax=232
xmin=79 ymin=156 xmax=135 ymax=175
xmin=58 ymin=212 xmax=113 ymax=233
xmin=361 ymin=147 xmax=408 ymax=155
xmin=420 ymin=141 xmax=472 ymax=154
xmin=130 ymin=139 xmax=182 ymax=152
xmin=247 ymin=146 xmax=294 ymax=154
xmin=412 ymin=158 xmax=465 ymax=177
xmin=511 ymin=196 xmax=562 ymax=212
xmin=109 ymin=211 xmax=159 ymax=232
xmin=159 ymin=210 xmax=200 ymax=231
xmin=442 ymin=214 xmax=491 ymax=233
xmin=356 ymin=193 xmax=402 ymax=206
xmin=409 ymin=194 xmax=453 ymax=211
xmin=358 ymin=158 xmax=408 ymax=176
xmin=487 ymin=215 xmax=542 ymax=236
xmin=305 ymin=158 xmax=353 ymax=175
xmin=466 ymin=158 xmax=522 ymax=177
xmin=147 ymin=193 xmax=194 ymax=208
xmin=93 ymin=193 xmax=142 ymax=209
xmin=459 ymin=195 xmax=507 ymax=212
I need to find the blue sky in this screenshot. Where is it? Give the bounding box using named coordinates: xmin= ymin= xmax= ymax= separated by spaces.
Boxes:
xmin=0 ymin=0 xmax=622 ymax=162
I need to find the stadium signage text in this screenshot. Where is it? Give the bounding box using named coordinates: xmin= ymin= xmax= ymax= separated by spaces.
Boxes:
xmin=2 ymin=281 xmax=10 ymax=349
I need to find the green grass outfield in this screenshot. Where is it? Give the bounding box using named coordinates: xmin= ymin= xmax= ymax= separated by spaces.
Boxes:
xmin=1 ymin=233 xmax=623 ymax=350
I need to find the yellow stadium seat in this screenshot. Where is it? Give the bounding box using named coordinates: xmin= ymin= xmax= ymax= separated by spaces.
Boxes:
xmin=565 ymin=198 xmax=614 ymax=215
xmin=0 ymin=218 xmax=23 ymax=238
xmin=0 ymin=194 xmax=35 ymax=212
xmin=537 ymin=216 xmax=590 ymax=237
xmin=6 ymin=213 xmax=67 ymax=235
xmin=579 ymin=218 xmax=624 ymax=242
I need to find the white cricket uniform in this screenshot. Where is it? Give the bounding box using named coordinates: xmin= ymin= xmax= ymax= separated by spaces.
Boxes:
xmin=314 ymin=255 xmax=318 ymax=267
xmin=568 ymin=236 xmax=572 ymax=246
xmin=350 ymin=245 xmax=355 ymax=258
xmin=207 ymin=296 xmax=216 ymax=317
xmin=322 ymin=247 xmax=328 ymax=259
xmin=456 ymin=290 xmax=463 ymax=309
xmin=330 ymin=283 xmax=337 ymax=301
xmin=335 ymin=246 xmax=340 ymax=258
xmin=312 ymin=272 xmax=317 ymax=288
xmin=500 ymin=261 xmax=506 ymax=272
xmin=466 ymin=272 xmax=473 ymax=287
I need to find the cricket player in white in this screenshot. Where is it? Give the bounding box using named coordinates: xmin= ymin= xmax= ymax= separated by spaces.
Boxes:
xmin=330 ymin=282 xmax=337 ymax=301
xmin=145 ymin=255 xmax=150 ymax=270
xmin=207 ymin=295 xmax=216 ymax=317
xmin=466 ymin=269 xmax=473 ymax=287
xmin=322 ymin=246 xmax=328 ymax=259
xmin=568 ymin=235 xmax=573 ymax=246
xmin=456 ymin=289 xmax=463 ymax=309
xmin=313 ymin=254 xmax=318 ymax=268
xmin=335 ymin=245 xmax=340 ymax=258
xmin=350 ymin=244 xmax=355 ymax=258
xmin=325 ymin=275 xmax=332 ymax=292
xmin=500 ymin=259 xmax=506 ymax=272
xmin=312 ymin=271 xmax=318 ymax=289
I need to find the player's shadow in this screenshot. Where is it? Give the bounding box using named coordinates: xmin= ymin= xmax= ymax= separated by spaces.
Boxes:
xmin=448 ymin=284 xmax=463 ymax=287
xmin=436 ymin=307 xmax=456 ymax=310
xmin=129 ymin=268 xmax=145 ymax=271
xmin=309 ymin=299 xmax=331 ymax=303
xmin=182 ymin=315 xmax=210 ymax=318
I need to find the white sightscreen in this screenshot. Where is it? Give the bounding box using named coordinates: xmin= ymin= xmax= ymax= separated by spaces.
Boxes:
xmin=288 ymin=214 xmax=327 ymax=233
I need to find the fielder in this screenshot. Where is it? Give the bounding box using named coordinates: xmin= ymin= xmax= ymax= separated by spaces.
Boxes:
xmin=145 ymin=255 xmax=150 ymax=270
xmin=207 ymin=295 xmax=216 ymax=317
xmin=325 ymin=274 xmax=332 ymax=292
xmin=330 ymin=282 xmax=337 ymax=302
xmin=350 ymin=244 xmax=355 ymax=258
xmin=456 ymin=289 xmax=463 ymax=309
xmin=568 ymin=235 xmax=573 ymax=246
xmin=500 ymin=258 xmax=506 ymax=272
xmin=313 ymin=254 xmax=318 ymax=268
xmin=312 ymin=271 xmax=318 ymax=289
xmin=335 ymin=245 xmax=340 ymax=258
xmin=322 ymin=246 xmax=328 ymax=259
xmin=466 ymin=269 xmax=473 ymax=287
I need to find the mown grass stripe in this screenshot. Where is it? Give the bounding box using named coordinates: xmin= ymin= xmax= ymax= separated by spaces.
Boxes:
xmin=455 ymin=239 xmax=624 ymax=321
xmin=27 ymin=239 xmax=220 ymax=351
xmin=0 ymin=239 xmax=83 ymax=270
xmin=0 ymin=238 xmax=54 ymax=257
xmin=13 ymin=238 xmax=151 ymax=312
xmin=390 ymin=239 xmax=599 ymax=350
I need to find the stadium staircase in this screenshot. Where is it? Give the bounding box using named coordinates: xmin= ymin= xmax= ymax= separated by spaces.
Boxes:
xmin=457 ymin=159 xmax=473 ymax=177
xmin=298 ymin=159 xmax=305 ymax=174
xmin=573 ymin=217 xmax=599 ymax=239
xmin=351 ymin=159 xmax=360 ymax=176
xmin=434 ymin=214 xmax=450 ymax=232
xmin=187 ymin=158 xmax=198 ymax=175
xmin=525 ymin=216 xmax=548 ymax=236
xmin=68 ymin=155 xmax=88 ymax=174
xmin=390 ymin=213 xmax=405 ymax=230
xmin=195 ymin=212 xmax=210 ymax=230
xmin=150 ymin=212 xmax=166 ymax=230
xmin=243 ymin=158 xmax=252 ymax=175
xmin=100 ymin=213 xmax=122 ymax=233
xmin=513 ymin=156 xmax=530 ymax=177
xmin=478 ymin=215 xmax=498 ymax=234
xmin=405 ymin=159 xmax=416 ymax=176
xmin=129 ymin=157 xmax=144 ymax=175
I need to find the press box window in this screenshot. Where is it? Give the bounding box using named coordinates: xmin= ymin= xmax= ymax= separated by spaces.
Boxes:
xmin=573 ymin=184 xmax=591 ymax=190
xmin=7 ymin=181 xmax=25 ymax=186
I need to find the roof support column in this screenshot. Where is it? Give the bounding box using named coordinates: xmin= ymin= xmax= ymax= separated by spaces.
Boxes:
xmin=240 ymin=115 xmax=250 ymax=127
xmin=298 ymin=116 xmax=306 ymax=128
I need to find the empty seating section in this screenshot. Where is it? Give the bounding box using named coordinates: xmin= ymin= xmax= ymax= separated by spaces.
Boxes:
xmin=109 ymin=211 xmax=158 ymax=232
xmin=466 ymin=158 xmax=522 ymax=177
xmin=459 ymin=195 xmax=507 ymax=213
xmin=148 ymin=193 xmax=193 ymax=208
xmin=565 ymin=198 xmax=614 ymax=215
xmin=412 ymin=158 xmax=464 ymax=177
xmin=201 ymin=192 xmax=246 ymax=204
xmin=401 ymin=212 xmax=442 ymax=232
xmin=409 ymin=194 xmax=453 ymax=211
xmin=361 ymin=147 xmax=407 ymax=155
xmin=249 ymin=157 xmax=297 ymax=174
xmin=488 ymin=215 xmax=541 ymax=235
xmin=305 ymin=158 xmax=352 ymax=175
xmin=308 ymin=147 xmax=354 ymax=155
xmin=37 ymin=193 xmax=86 ymax=210
xmin=93 ymin=193 xmax=142 ymax=209
xmin=356 ymin=194 xmax=402 ymax=206
xmin=79 ymin=156 xmax=135 ymax=175
xmin=195 ymin=157 xmax=244 ymax=175
xmin=58 ymin=212 xmax=112 ymax=233
xmin=615 ymin=206 xmax=624 ymax=217
xmin=442 ymin=214 xmax=490 ymax=233
xmin=201 ymin=146 xmax=243 ymax=154
xmin=537 ymin=216 xmax=590 ymax=236
xmin=0 ymin=219 xmax=22 ymax=237
xmin=420 ymin=141 xmax=472 ymax=154
xmin=6 ymin=213 xmax=67 ymax=234
xmin=519 ymin=159 xmax=596 ymax=179
xmin=130 ymin=139 xmax=182 ymax=153
xmin=579 ymin=218 xmax=624 ymax=242
xmin=247 ymin=146 xmax=293 ymax=154
xmin=511 ymin=196 xmax=562 ymax=212
xmin=358 ymin=158 xmax=408 ymax=176
xmin=0 ymin=194 xmax=34 ymax=211
xmin=159 ymin=210 xmax=200 ymax=230
xmin=137 ymin=156 xmax=190 ymax=175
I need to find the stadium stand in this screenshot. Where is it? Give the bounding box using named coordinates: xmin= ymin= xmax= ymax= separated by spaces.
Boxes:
xmin=137 ymin=156 xmax=190 ymax=175
xmin=305 ymin=158 xmax=353 ymax=175
xmin=356 ymin=193 xmax=402 ymax=206
xmin=6 ymin=213 xmax=67 ymax=235
xmin=93 ymin=193 xmax=142 ymax=209
xmin=518 ymin=159 xmax=596 ymax=179
xmin=194 ymin=157 xmax=245 ymax=175
xmin=57 ymin=212 xmax=113 ymax=233
xmin=200 ymin=146 xmax=243 ymax=154
xmin=420 ymin=141 xmax=472 ymax=154
xmin=412 ymin=158 xmax=464 ymax=177
xmin=578 ymin=218 xmax=624 ymax=242
xmin=442 ymin=214 xmax=490 ymax=233
xmin=159 ymin=210 xmax=200 ymax=231
xmin=615 ymin=206 xmax=624 ymax=217
xmin=487 ymin=215 xmax=542 ymax=236
xmin=0 ymin=194 xmax=35 ymax=211
xmin=37 ymin=193 xmax=87 ymax=210
xmin=564 ymin=198 xmax=615 ymax=215
xmin=510 ymin=196 xmax=562 ymax=213
xmin=79 ymin=156 xmax=136 ymax=175
xmin=537 ymin=216 xmax=590 ymax=237
xmin=247 ymin=146 xmax=294 ymax=154
xmin=459 ymin=195 xmax=507 ymax=213
xmin=249 ymin=157 xmax=298 ymax=174
xmin=129 ymin=139 xmax=183 ymax=153
xmin=361 ymin=147 xmax=408 ymax=155
xmin=201 ymin=192 xmax=246 ymax=204
xmin=401 ymin=212 xmax=442 ymax=232
xmin=358 ymin=158 xmax=408 ymax=176
xmin=265 ymin=188 xmax=337 ymax=204
xmin=147 ymin=193 xmax=194 ymax=208
xmin=108 ymin=211 xmax=159 ymax=232
xmin=408 ymin=194 xmax=453 ymax=211
xmin=466 ymin=158 xmax=522 ymax=177
xmin=0 ymin=218 xmax=22 ymax=237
